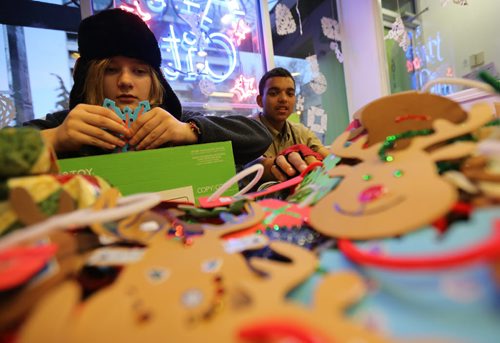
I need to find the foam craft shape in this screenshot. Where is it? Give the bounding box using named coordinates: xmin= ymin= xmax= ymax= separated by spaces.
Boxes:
xmin=19 ymin=227 xmax=391 ymax=342
xmin=17 ymin=281 xmax=81 ymax=343
xmin=358 ymin=91 xmax=467 ymax=149
xmin=223 ymin=198 xmax=311 ymax=240
xmin=0 ymin=231 xmax=84 ymax=331
xmin=309 ymin=102 xmax=493 ymax=239
xmin=2 ymin=174 xmax=111 ymax=235
xmin=0 ymin=244 xmax=58 ymax=291
xmin=89 ymin=188 xmax=170 ymax=245
xmin=18 ymin=202 xmax=265 ymax=342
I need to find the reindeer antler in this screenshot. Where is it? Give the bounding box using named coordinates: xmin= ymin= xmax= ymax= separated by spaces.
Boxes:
xmin=408 ymin=103 xmax=493 ymax=153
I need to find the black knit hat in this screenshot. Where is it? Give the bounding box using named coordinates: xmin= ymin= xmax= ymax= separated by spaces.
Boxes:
xmin=69 ymin=8 xmax=182 ymax=118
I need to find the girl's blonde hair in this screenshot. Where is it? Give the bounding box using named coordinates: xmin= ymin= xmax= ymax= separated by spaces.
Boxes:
xmin=82 ymin=58 xmax=164 ymax=107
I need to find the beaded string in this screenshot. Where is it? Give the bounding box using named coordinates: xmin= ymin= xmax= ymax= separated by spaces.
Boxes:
xmin=378 ymin=129 xmax=434 ymax=162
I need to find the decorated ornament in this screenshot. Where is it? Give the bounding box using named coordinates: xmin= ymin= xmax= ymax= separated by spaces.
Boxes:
xmin=275 ymin=3 xmax=296 ymax=36
xmin=309 ymin=98 xmax=493 ymax=239
xmin=306 ymin=106 xmax=328 ymax=134
xmin=384 ymin=15 xmax=409 ymax=51
xmin=357 ymin=92 xmax=468 ymax=149
xmin=288 ymin=154 xmax=342 ymax=207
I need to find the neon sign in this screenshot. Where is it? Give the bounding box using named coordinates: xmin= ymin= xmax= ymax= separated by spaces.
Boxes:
xmin=230 ymin=75 xmax=258 ymax=101
xmin=229 ymin=19 xmax=252 ymax=46
xmin=406 ymin=29 xmax=452 ymax=95
xmin=117 ymin=0 xmax=250 ymax=84
xmin=120 ymin=0 xmax=152 ymax=21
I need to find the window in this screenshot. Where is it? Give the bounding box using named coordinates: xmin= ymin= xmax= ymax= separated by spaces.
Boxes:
xmin=269 ymin=0 xmax=349 ymax=145
xmin=382 ymin=0 xmax=500 ymax=96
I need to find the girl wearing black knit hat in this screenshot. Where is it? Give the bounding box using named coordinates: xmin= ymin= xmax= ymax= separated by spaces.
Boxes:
xmin=24 ymin=9 xmax=271 ymax=166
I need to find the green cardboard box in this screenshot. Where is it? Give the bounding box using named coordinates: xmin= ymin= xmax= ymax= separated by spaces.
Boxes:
xmin=58 ymin=141 xmax=238 ymax=203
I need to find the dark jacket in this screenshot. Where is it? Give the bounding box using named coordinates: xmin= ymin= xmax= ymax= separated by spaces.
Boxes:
xmin=24 ymin=109 xmax=271 ymax=166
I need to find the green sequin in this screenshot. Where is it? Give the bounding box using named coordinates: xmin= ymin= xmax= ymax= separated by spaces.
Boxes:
xmin=378 ymin=129 xmax=433 ymax=162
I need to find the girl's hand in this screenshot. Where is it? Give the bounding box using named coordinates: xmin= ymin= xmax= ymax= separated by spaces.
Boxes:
xmin=129 ymin=107 xmax=198 ymax=150
xmin=43 ymin=104 xmax=130 ymax=153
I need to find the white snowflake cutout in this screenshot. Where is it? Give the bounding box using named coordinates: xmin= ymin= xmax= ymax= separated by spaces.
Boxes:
xmin=306 ymin=55 xmax=320 ymax=74
xmin=296 ymin=95 xmax=305 ymax=112
xmin=0 ymin=94 xmax=15 ymax=128
xmin=306 ymin=106 xmax=327 ymax=134
xmin=330 ymin=41 xmax=344 ymax=63
xmin=275 ymin=3 xmax=296 ymax=36
xmin=310 ymin=73 xmax=327 ymax=95
xmin=384 ymin=15 xmax=409 ymax=51
xmin=199 ymin=79 xmax=215 ymax=96
xmin=321 ymin=17 xmax=341 ymax=41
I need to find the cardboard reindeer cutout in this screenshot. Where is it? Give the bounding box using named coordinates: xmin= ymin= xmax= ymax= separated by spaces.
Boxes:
xmin=309 ymin=101 xmax=493 ymax=239
xmin=18 ymin=200 xmax=392 ymax=343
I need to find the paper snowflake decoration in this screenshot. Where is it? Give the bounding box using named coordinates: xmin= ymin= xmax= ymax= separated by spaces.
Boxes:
xmin=296 ymin=95 xmax=305 ymax=112
xmin=330 ymin=41 xmax=344 ymax=63
xmin=321 ymin=17 xmax=341 ymax=41
xmin=310 ymin=73 xmax=327 ymax=95
xmin=275 ymin=3 xmax=296 ymax=36
xmin=384 ymin=15 xmax=409 ymax=51
xmin=230 ymin=75 xmax=258 ymax=101
xmin=306 ymin=106 xmax=327 ymax=134
xmin=306 ymin=55 xmax=320 ymax=74
xmin=199 ymin=79 xmax=215 ymax=96
xmin=0 ymin=94 xmax=15 ymax=128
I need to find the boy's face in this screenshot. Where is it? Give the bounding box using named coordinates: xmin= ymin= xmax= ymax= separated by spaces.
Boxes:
xmin=257 ymin=76 xmax=296 ymax=127
xmin=103 ymin=56 xmax=152 ymax=110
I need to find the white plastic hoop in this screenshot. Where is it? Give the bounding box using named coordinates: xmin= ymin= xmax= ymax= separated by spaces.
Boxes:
xmin=207 ymin=164 xmax=264 ymax=202
xmin=421 ymin=77 xmax=495 ymax=94
xmin=0 ymin=192 xmax=162 ymax=251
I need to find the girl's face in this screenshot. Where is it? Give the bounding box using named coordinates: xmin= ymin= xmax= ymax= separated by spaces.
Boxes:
xmin=103 ymin=56 xmax=152 ymax=110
